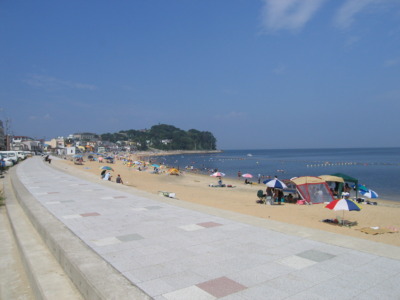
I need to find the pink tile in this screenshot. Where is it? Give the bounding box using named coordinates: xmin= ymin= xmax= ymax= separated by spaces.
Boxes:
xmin=197 ymin=276 xmax=246 ymax=298
xmin=81 ymin=212 xmax=100 ymax=217
xmin=197 ymin=222 xmax=222 ymax=228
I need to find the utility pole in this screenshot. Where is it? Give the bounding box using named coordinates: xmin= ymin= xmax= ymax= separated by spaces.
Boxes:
xmin=5 ymin=118 xmax=12 ymax=150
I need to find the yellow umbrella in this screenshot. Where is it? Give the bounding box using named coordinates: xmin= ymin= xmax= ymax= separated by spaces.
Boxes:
xmin=168 ymin=168 xmax=179 ymax=175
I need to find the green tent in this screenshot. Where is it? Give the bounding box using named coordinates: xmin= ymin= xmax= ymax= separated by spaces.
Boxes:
xmin=330 ymin=173 xmax=359 ymax=198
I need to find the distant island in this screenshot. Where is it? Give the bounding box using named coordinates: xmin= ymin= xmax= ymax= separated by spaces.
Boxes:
xmin=100 ymin=124 xmax=217 ymax=151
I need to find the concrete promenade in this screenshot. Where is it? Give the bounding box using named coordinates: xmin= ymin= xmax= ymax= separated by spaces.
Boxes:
xmin=6 ymin=156 xmax=400 ymax=299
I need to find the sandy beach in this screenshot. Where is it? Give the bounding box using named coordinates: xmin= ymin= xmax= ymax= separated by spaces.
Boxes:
xmin=55 ymin=155 xmax=400 ymax=247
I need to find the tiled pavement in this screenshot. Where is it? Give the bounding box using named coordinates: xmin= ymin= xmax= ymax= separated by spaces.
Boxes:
xmin=14 ymin=157 xmax=400 ymax=299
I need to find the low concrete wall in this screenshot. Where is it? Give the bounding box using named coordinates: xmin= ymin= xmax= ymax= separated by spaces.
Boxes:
xmin=9 ymin=165 xmax=151 ymax=300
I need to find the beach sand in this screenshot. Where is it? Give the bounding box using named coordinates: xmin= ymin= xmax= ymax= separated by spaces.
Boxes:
xmin=56 ymin=156 xmax=400 ymax=247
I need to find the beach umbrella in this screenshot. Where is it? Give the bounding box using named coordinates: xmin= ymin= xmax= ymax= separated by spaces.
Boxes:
xmin=133 ymin=161 xmax=142 ymax=165
xmin=353 ymin=184 xmax=369 ymax=193
xmin=266 ymin=178 xmax=287 ymax=189
xmin=151 ymin=164 xmax=160 ymax=168
xmin=74 ymin=154 xmax=83 ymax=158
xmin=325 ymin=198 xmax=361 ymax=225
xmin=105 ymin=156 xmax=114 ymax=160
xmin=210 ymin=172 xmax=225 ymax=177
xmin=241 ymin=173 xmax=253 ymax=178
xmin=100 ymin=166 xmax=114 ymax=171
xmin=360 ymin=189 xmax=379 ymax=199
xmin=169 ymin=168 xmax=179 ymax=175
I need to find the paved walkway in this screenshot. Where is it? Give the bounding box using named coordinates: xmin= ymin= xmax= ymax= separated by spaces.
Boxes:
xmin=14 ymin=157 xmax=400 ymax=299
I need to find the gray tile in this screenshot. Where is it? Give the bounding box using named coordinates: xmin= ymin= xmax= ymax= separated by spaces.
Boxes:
xmin=296 ymin=249 xmax=336 ymax=262
xmin=117 ymin=233 xmax=144 ymax=242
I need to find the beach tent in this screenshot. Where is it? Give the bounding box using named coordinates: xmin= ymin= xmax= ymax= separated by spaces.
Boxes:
xmin=330 ymin=173 xmax=359 ymax=198
xmin=319 ymin=175 xmax=345 ymax=199
xmin=291 ymin=176 xmax=335 ymax=204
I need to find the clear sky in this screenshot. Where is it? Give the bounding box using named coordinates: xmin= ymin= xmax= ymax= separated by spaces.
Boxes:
xmin=1 ymin=0 xmax=399 ymax=150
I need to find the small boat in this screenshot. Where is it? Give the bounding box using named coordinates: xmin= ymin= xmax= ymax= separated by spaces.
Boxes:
xmin=247 ymin=153 xmax=253 ymax=157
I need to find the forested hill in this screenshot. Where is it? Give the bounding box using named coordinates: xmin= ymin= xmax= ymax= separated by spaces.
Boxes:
xmin=100 ymin=124 xmax=217 ymax=151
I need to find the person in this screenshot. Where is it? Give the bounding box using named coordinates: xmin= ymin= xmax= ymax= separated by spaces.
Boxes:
xmin=116 ymin=174 xmax=123 ymax=184
xmin=258 ymin=174 xmax=261 ymax=184
xmin=266 ymin=187 xmax=273 ymax=197
xmin=287 ymin=193 xmax=294 ymax=203
xmin=218 ymin=177 xmax=223 ymax=187
xmin=101 ymin=170 xmax=106 ymax=179
xmin=238 ymin=171 xmax=242 ymax=178
xmin=103 ymin=172 xmax=111 ymax=181
xmin=276 ymin=189 xmax=284 ymax=205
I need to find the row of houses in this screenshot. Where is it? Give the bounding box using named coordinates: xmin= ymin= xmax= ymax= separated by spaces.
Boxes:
xmin=0 ymin=126 xmax=137 ymax=155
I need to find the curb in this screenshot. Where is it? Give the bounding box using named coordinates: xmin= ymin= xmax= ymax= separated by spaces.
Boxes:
xmin=9 ymin=162 xmax=151 ymax=300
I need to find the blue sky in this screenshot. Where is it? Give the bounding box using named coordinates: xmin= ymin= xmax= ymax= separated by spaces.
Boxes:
xmin=1 ymin=0 xmax=400 ymax=150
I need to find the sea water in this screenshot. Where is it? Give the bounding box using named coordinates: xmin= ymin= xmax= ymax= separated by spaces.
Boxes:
xmin=153 ymin=148 xmax=400 ymax=202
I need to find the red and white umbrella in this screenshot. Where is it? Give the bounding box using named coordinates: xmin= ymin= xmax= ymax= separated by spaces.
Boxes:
xmin=325 ymin=198 xmax=361 ymax=225
xmin=241 ymin=173 xmax=253 ymax=178
xmin=325 ymin=198 xmax=361 ymax=211
xmin=211 ymin=172 xmax=225 ymax=177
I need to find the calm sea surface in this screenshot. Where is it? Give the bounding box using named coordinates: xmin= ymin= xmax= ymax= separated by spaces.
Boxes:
xmin=152 ymin=148 xmax=400 ymax=202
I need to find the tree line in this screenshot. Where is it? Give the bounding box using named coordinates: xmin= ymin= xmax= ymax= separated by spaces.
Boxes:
xmin=100 ymin=124 xmax=217 ymax=151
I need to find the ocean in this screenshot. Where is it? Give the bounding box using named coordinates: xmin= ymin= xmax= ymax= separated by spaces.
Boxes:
xmin=151 ymin=147 xmax=400 ymax=202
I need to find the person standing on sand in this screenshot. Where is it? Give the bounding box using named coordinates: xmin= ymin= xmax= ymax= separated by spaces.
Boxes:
xmin=238 ymin=171 xmax=242 ymax=178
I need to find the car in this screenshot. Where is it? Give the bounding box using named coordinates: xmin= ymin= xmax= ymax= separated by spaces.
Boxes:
xmin=0 ymin=151 xmax=18 ymax=164
xmin=0 ymin=154 xmax=14 ymax=167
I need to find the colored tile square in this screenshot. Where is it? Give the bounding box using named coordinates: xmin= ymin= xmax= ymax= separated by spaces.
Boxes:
xmin=117 ymin=233 xmax=144 ymax=242
xmin=81 ymin=212 xmax=100 ymax=217
xmin=197 ymin=276 xmax=246 ymax=298
xmin=197 ymin=222 xmax=223 ymax=228
xmin=296 ymin=250 xmax=335 ymax=263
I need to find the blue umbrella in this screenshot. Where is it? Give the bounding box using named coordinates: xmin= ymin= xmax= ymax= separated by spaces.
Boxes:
xmin=266 ymin=179 xmax=287 ymax=189
xmin=353 ymin=184 xmax=369 ymax=193
xmin=360 ymin=189 xmax=379 ymax=198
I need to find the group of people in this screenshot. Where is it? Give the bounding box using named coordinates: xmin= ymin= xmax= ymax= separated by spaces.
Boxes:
xmin=100 ymin=170 xmax=123 ymax=184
